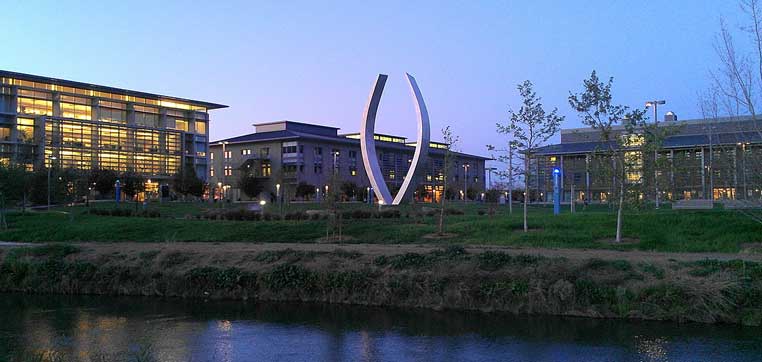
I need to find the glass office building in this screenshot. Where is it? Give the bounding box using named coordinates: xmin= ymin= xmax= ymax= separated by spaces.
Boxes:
xmin=0 ymin=70 xmax=226 ymax=179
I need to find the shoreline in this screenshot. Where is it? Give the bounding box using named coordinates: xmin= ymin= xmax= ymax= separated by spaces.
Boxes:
xmin=1 ymin=242 xmax=760 ymax=326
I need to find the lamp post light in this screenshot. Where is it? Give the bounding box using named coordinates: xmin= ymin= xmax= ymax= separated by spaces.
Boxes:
xmin=47 ymin=156 xmax=58 ymax=210
xmin=552 ymin=167 xmax=561 ymax=215
xmin=316 ymin=187 xmax=321 ymax=203
xmin=462 ymin=164 xmax=470 ymax=202
xmin=276 ymin=183 xmax=282 ymax=216
xmin=378 ymin=199 xmax=384 ymax=212
xmin=259 ymin=199 xmax=266 ymax=217
xmin=645 ymin=100 xmax=666 ymax=209
xmin=217 ymin=182 xmax=223 ymax=207
xmin=366 ymin=187 xmax=371 ymax=205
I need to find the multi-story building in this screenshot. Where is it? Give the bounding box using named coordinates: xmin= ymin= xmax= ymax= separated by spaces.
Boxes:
xmin=530 ymin=113 xmax=762 ymax=203
xmin=209 ymin=121 xmax=488 ymax=202
xmin=0 ymin=70 xmax=226 ymax=181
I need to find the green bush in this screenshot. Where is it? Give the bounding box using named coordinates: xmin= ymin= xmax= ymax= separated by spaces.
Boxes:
xmin=263 ymin=264 xmax=317 ymax=292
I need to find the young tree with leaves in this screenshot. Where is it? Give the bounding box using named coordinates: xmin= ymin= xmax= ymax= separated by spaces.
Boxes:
xmin=497 ymin=80 xmax=563 ymax=233
xmin=120 ymin=172 xmax=146 ymax=211
xmin=438 ymin=126 xmax=460 ymax=235
xmin=569 ymin=71 xmax=647 ymax=243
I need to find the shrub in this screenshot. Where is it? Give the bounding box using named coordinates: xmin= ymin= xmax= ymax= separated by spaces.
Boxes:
xmin=263 ymin=264 xmax=317 ymax=292
xmin=444 ymin=208 xmax=464 ymax=215
xmin=351 ymin=209 xmax=372 ymax=219
xmin=477 ymin=251 xmax=512 ymax=271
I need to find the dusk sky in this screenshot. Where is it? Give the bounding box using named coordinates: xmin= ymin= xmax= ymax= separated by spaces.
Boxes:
xmin=2 ymin=1 xmax=748 ymax=165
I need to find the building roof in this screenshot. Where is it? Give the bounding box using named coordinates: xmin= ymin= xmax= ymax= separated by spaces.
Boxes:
xmin=534 ymin=131 xmax=762 ymax=155
xmin=0 ymin=70 xmax=228 ymax=110
xmin=211 ymin=122 xmax=491 ymax=160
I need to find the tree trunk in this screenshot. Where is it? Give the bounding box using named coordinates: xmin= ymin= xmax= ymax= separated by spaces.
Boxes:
xmin=524 ymin=157 xmax=529 ymax=233
xmin=438 ymin=183 xmax=446 ymax=235
xmin=616 ymin=170 xmax=625 ymax=243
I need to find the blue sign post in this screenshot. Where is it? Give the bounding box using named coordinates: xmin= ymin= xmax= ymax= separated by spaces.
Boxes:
xmin=552 ymin=168 xmax=561 ymax=215
xmin=115 ymin=180 xmax=121 ymax=205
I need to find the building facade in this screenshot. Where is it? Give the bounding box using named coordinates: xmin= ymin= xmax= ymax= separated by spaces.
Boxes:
xmin=0 ymin=70 xmax=226 ymax=180
xmin=530 ymin=115 xmax=762 ymax=203
xmin=209 ymin=121 xmax=488 ymax=202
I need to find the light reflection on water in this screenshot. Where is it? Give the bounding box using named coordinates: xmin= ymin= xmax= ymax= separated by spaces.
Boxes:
xmin=0 ymin=293 xmax=760 ymax=362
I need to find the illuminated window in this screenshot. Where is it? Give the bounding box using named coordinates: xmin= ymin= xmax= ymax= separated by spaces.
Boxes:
xmin=350 ymin=168 xmax=357 ymax=176
xmin=389 ymin=170 xmax=396 ymax=180
xmin=224 ymin=151 xmax=231 ymax=159
xmin=210 ymin=152 xmax=214 ymax=160
xmin=622 ymin=134 xmax=644 ymax=146
xmin=0 ymin=126 xmax=10 ymax=141
xmin=241 ymin=149 xmax=251 ymax=155
xmin=261 ymin=162 xmax=272 ymax=176
xmin=210 ymin=168 xmax=215 ymax=177
xmin=16 ymin=118 xmax=35 ymax=143
xmin=224 ymin=166 xmax=232 ymax=176
xmin=195 ymin=121 xmax=207 ymax=134
xmin=60 ymin=102 xmax=92 ymax=120
xmin=17 ymin=97 xmax=52 ymax=115
xmin=174 ymin=119 xmax=188 ymax=132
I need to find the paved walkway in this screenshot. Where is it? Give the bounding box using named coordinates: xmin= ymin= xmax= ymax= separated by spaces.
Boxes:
xmin=0 ymin=242 xmax=32 ymax=248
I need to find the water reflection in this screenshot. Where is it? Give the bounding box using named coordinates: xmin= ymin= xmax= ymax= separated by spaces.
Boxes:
xmin=0 ymin=293 xmax=760 ymax=361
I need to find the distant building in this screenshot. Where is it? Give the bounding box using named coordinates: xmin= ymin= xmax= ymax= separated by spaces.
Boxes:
xmin=0 ymin=70 xmax=227 ymax=183
xmin=530 ymin=115 xmax=762 ymax=202
xmin=209 ymin=121 xmax=489 ymax=202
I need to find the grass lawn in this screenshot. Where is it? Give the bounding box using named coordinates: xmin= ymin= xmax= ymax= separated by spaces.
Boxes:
xmin=2 ymin=200 xmax=762 ymax=253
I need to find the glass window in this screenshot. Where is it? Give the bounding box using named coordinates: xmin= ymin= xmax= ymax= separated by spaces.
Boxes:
xmin=17 ymin=118 xmax=35 ymax=143
xmin=0 ymin=126 xmax=10 ymax=141
xmin=173 ymin=119 xmax=188 ymax=131
xmin=17 ymin=97 xmax=52 ymax=116
xmin=135 ymin=112 xmax=159 ymax=128
xmin=60 ymin=102 xmax=92 ymax=120
xmin=100 ymin=107 xmax=127 ymax=124
xmin=195 ymin=121 xmax=206 ymax=134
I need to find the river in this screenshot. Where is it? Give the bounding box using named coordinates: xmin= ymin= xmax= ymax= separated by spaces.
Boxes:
xmin=0 ymin=293 xmax=759 ymax=361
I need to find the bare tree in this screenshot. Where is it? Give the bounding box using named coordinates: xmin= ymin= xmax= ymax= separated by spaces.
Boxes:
xmin=569 ymin=71 xmax=646 ymax=243
xmin=498 ymin=80 xmax=563 ymax=232
xmin=438 ymin=126 xmax=459 ymax=235
xmin=487 ymin=140 xmax=519 ymax=215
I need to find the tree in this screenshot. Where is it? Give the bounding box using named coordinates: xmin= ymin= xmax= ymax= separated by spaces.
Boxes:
xmin=120 ymin=172 xmax=145 ymax=210
xmin=569 ymin=71 xmax=646 ymax=243
xmin=89 ymin=169 xmax=117 ymax=197
xmin=340 ymin=181 xmax=359 ymax=201
xmin=173 ymin=168 xmax=205 ymax=198
xmin=499 ymin=80 xmax=563 ymax=233
xmin=0 ymin=164 xmax=31 ymax=229
xmin=295 ymin=182 xmax=316 ymax=200
xmin=238 ymin=173 xmax=266 ymax=199
xmin=704 ymin=0 xmax=762 ymax=206
xmin=438 ymin=126 xmax=460 ymax=235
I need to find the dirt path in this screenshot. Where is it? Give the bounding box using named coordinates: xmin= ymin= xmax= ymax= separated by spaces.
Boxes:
xmin=64 ymin=242 xmax=762 ymax=263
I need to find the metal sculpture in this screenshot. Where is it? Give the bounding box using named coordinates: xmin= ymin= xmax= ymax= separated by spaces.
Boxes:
xmin=360 ymin=73 xmax=430 ymax=205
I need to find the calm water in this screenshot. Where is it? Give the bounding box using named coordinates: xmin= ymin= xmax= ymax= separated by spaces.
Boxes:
xmin=0 ymin=293 xmax=760 ymax=362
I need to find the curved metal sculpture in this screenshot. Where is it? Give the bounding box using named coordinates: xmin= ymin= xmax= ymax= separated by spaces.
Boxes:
xmin=360 ymin=73 xmax=430 ymax=205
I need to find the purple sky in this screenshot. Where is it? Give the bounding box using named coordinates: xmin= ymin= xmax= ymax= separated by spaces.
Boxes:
xmin=2 ymin=0 xmax=748 ymax=168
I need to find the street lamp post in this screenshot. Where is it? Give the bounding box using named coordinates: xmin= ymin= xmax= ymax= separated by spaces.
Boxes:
xmin=462 ymin=164 xmax=470 ymax=202
xmin=645 ymin=100 xmax=666 ymax=209
xmin=47 ymin=156 xmax=58 ymax=210
xmin=276 ymin=183 xmax=282 ymax=216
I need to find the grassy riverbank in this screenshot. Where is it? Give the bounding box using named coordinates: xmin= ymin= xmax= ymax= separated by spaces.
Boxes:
xmin=2 ymin=202 xmax=762 ymax=252
xmin=1 ymin=243 xmax=760 ymax=326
